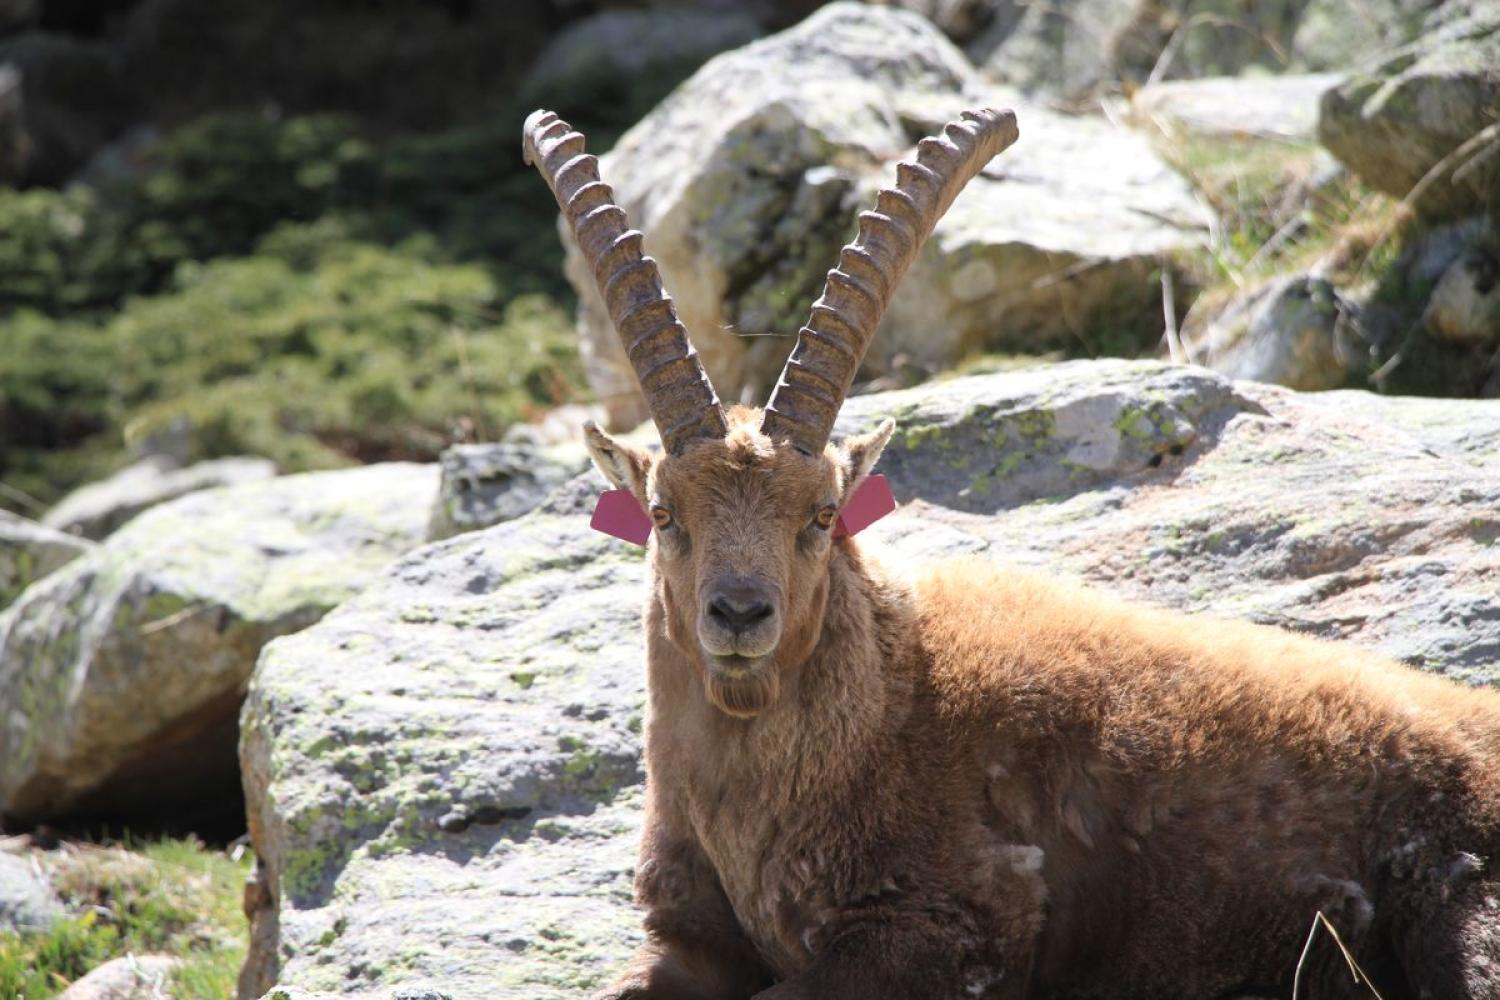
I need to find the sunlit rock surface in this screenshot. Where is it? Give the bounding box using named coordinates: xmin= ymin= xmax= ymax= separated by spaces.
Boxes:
xmin=43 ymin=455 xmax=277 ymax=541
xmin=1132 ymin=74 xmax=1345 ymax=142
xmin=0 ymin=463 xmax=438 ymax=825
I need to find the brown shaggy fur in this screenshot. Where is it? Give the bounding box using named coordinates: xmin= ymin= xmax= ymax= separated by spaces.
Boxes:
xmin=584 ymin=407 xmax=1500 ymax=1000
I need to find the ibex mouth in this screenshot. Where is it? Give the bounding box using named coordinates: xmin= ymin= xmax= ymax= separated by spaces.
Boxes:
xmin=710 ymin=653 xmax=762 ymax=673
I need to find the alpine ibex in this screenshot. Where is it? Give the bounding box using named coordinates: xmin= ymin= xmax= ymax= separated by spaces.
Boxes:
xmin=523 ymin=106 xmax=1500 ymax=999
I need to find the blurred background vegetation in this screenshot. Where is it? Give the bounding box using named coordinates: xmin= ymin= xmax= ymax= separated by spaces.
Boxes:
xmin=0 ymin=0 xmax=798 ymax=513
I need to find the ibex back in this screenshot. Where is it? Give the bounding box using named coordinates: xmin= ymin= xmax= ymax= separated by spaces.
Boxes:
xmin=523 ymin=106 xmax=1500 ymax=999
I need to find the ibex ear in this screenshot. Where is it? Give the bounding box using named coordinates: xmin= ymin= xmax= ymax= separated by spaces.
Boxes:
xmin=584 ymin=421 xmax=652 ymax=504
xmin=838 ymin=418 xmax=896 ymax=504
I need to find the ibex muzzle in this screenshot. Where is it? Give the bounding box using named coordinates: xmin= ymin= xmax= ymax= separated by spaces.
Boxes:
xmin=701 ymin=573 xmax=779 ymax=659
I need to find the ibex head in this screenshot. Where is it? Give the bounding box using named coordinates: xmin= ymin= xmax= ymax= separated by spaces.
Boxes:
xmin=524 ymin=106 xmax=1018 ymax=717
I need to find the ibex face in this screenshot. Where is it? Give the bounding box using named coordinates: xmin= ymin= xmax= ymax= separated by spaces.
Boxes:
xmin=524 ymin=105 xmax=1016 ymax=713
xmin=586 ymin=410 xmax=894 ymax=717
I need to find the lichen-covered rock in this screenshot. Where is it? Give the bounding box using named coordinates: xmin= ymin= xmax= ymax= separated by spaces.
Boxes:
xmin=0 ymin=846 xmax=64 ymax=934
xmin=1318 ymin=10 xmax=1500 ymax=221
xmin=565 ymin=1 xmax=1207 ymax=429
xmin=426 ymin=443 xmax=588 ymax=541
xmin=240 ymin=476 xmax=647 ymax=1000
xmin=43 ymin=455 xmax=278 ymax=541
xmin=0 ymin=511 xmax=93 ymax=610
xmin=58 ymin=955 xmax=180 ymax=1000
xmin=241 ymin=359 xmax=1500 ymax=999
xmin=0 ymin=463 xmax=438 ymax=824
xmin=834 ymin=361 xmax=1245 ymax=512
xmin=1186 ymin=275 xmax=1363 ymax=390
xmin=1132 ymin=74 xmax=1345 ymax=142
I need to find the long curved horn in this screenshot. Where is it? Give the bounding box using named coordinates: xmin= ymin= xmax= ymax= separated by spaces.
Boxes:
xmin=523 ymin=109 xmax=727 ymax=454
xmin=761 ymin=108 xmax=1019 ymax=455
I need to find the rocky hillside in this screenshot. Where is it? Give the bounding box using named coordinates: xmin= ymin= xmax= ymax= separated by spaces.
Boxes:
xmin=1 ymin=1 xmax=1497 ymax=998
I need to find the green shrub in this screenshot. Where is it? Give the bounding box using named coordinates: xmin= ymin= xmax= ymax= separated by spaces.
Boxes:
xmin=0 ymin=227 xmax=584 ymax=506
xmin=0 ymin=109 xmax=588 ymax=321
xmin=0 ymin=83 xmax=698 ymax=508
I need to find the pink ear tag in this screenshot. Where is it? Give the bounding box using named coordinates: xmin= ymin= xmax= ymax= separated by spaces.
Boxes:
xmin=591 ymin=489 xmax=653 ymax=546
xmin=834 ymin=474 xmax=896 ymax=539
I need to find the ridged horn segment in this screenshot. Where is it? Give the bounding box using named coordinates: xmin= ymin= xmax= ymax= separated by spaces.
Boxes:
xmin=522 ymin=109 xmax=727 ymax=453
xmin=761 ymin=107 xmax=1019 ymax=454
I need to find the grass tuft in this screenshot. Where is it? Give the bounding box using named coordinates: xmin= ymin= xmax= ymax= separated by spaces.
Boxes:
xmin=0 ymin=837 xmax=251 ymax=1000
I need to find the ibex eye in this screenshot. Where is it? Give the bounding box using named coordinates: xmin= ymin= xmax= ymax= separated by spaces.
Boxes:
xmin=650 ymin=506 xmax=673 ymax=529
xmin=814 ymin=506 xmax=837 ymax=530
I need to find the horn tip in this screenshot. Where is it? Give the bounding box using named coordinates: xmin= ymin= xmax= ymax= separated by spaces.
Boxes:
xmin=522 ymin=108 xmax=561 ymax=166
xmin=962 ymin=107 xmax=1019 ymax=145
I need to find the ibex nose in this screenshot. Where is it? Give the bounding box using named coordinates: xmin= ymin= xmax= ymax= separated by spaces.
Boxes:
xmin=707 ymin=583 xmax=774 ymax=634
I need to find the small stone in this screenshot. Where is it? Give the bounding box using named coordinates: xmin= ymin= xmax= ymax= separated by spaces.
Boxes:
xmin=0 ymin=848 xmax=63 ymax=934
xmin=58 ymin=955 xmax=180 ymax=1000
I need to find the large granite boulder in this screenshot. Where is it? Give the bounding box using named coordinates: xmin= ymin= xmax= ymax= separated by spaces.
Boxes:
xmin=1318 ymin=10 xmax=1500 ymax=221
xmin=241 ymin=360 xmax=1500 ymax=999
xmin=953 ymin=0 xmax=1141 ymax=96
xmin=564 ymin=2 xmax=1208 ymax=429
xmin=0 ymin=510 xmax=93 ymax=609
xmin=0 ymin=463 xmax=438 ymax=825
xmin=43 ymin=455 xmax=278 ymax=541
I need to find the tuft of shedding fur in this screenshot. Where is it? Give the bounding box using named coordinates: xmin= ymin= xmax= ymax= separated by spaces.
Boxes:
xmin=588 ymin=408 xmax=1500 ymax=1000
